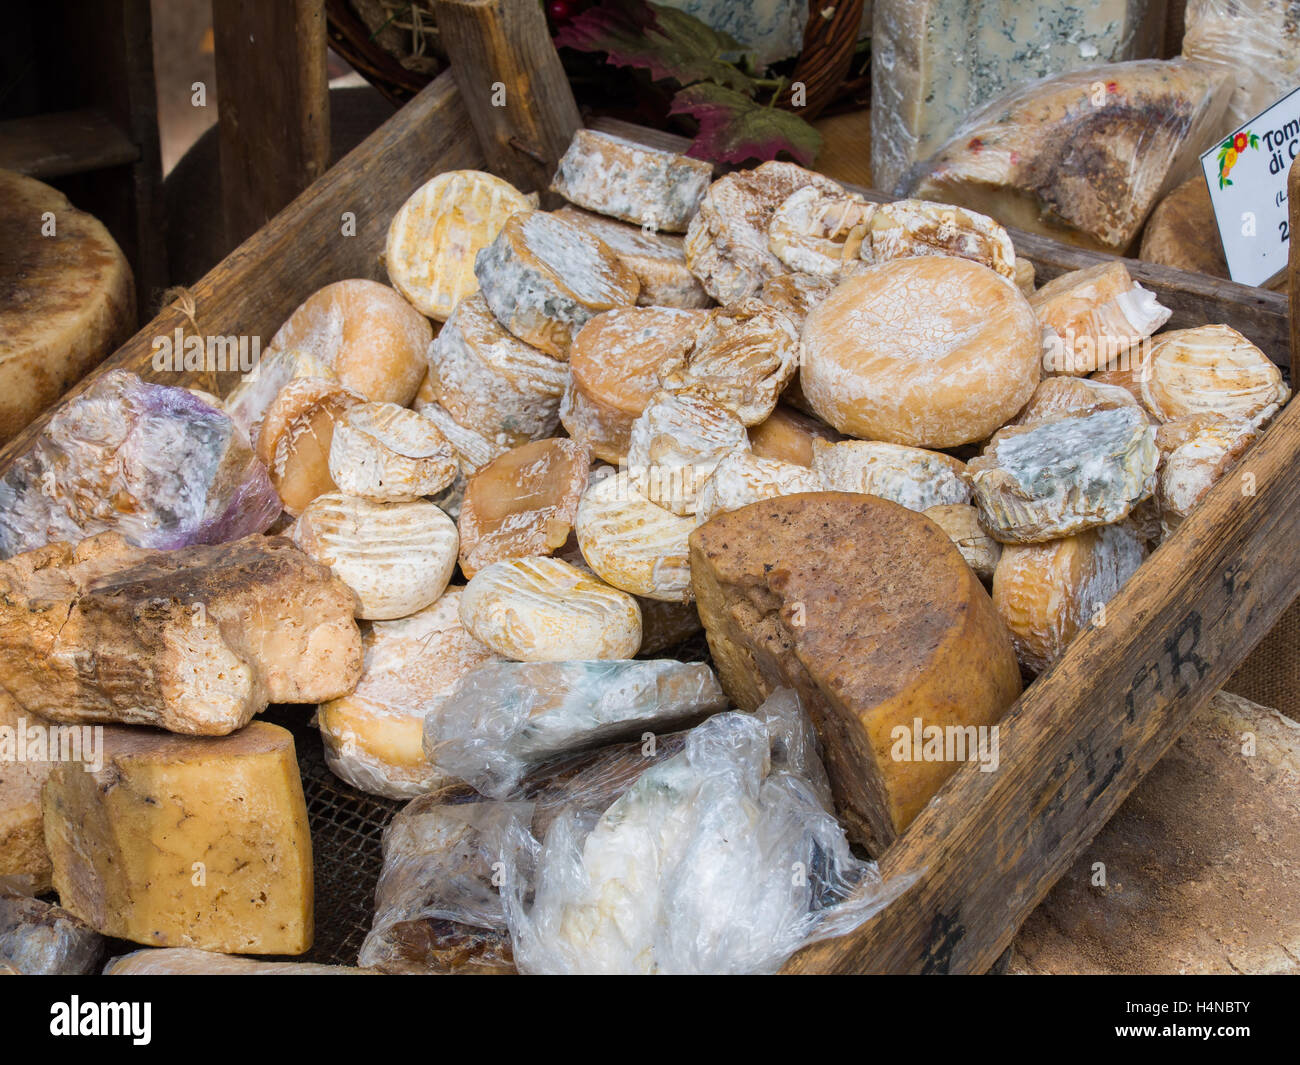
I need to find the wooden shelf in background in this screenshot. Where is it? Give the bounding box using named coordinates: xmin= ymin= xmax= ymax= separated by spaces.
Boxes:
xmin=0 ymin=108 xmax=140 ymax=179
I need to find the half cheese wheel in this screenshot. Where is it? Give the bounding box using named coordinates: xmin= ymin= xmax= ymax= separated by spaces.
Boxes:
xmin=385 ymin=170 xmax=531 ymax=321
xmin=800 ymin=257 xmax=1041 ymax=447
xmin=0 ymin=170 xmax=134 ymax=445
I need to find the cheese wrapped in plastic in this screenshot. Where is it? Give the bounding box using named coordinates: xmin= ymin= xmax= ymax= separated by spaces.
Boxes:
xmin=499 ymin=690 xmax=911 ymax=975
xmin=1 ymin=886 xmax=105 ymax=975
xmin=423 ymin=659 xmax=728 ymax=798
xmin=905 ymin=59 xmax=1232 ymax=253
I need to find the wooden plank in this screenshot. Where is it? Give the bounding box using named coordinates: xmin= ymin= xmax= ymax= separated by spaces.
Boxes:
xmin=0 ymin=72 xmax=482 ymax=474
xmin=213 ymin=0 xmax=331 ymax=248
xmin=433 ymin=0 xmax=581 ymax=196
xmin=784 ymin=385 xmax=1300 ymax=973
xmin=590 ymin=116 xmax=1293 ymax=366
xmin=0 ymin=109 xmax=139 ymax=179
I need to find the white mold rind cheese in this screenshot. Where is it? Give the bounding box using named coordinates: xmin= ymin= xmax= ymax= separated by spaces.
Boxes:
xmin=292 ymin=493 xmax=459 ymax=620
xmin=1009 ymin=375 xmax=1142 ymax=427
xmin=693 ymin=449 xmax=822 ymax=525
xmin=553 ymin=206 xmax=711 ymax=308
xmin=863 ymin=199 xmax=1017 ymax=279
xmin=660 ymin=299 xmax=799 ymax=426
xmin=574 ymin=472 xmax=696 ymax=603
xmin=968 ymin=405 xmax=1159 ymax=543
xmin=385 ymin=170 xmax=532 ymax=321
xmin=812 ymin=439 xmax=971 ymax=511
xmin=418 ymin=402 xmax=507 ymax=475
xmin=767 ymin=186 xmax=874 ymax=276
xmin=1155 ymin=413 xmax=1258 ymax=536
xmin=1139 ymin=325 xmax=1289 ymax=424
xmin=459 ymin=556 xmax=642 ymax=661
xmin=474 ymin=211 xmax=640 ymax=358
xmin=427 ymin=293 xmax=568 ymax=451
xmin=993 ymin=522 xmax=1147 ymax=674
xmin=328 ymin=402 xmax=458 ymax=503
xmin=626 ymin=391 xmax=750 ymax=516
xmin=550 ymin=129 xmax=712 ymax=233
xmin=685 ymin=162 xmax=844 ymax=303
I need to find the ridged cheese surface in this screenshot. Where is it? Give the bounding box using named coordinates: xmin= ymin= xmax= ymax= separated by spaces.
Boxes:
xmin=385 ymin=170 xmax=531 ymax=321
xmin=329 ymin=401 xmax=458 ymax=502
xmin=459 ymin=556 xmax=642 ymax=661
xmin=627 ymin=391 xmax=749 ymax=515
xmin=1140 ymin=325 xmax=1288 ymax=423
xmin=575 ymin=472 xmax=696 ymax=602
xmin=292 ymin=493 xmax=459 ymax=620
xmin=767 ymin=186 xmax=873 ymax=276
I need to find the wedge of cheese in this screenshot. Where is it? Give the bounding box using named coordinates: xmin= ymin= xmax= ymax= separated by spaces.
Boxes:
xmin=690 ymin=492 xmax=1021 ymax=852
xmin=907 ymin=59 xmax=1232 ymax=253
xmin=42 ymin=722 xmax=313 ymax=954
xmin=474 ymin=211 xmax=639 ymax=358
xmin=693 ymin=449 xmax=822 ymax=525
xmin=550 ymin=129 xmax=712 ymax=233
xmin=0 ymin=170 xmax=134 ymax=445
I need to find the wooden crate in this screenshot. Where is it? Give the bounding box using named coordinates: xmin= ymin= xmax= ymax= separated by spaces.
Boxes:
xmin=1 ymin=0 xmax=1296 ymax=974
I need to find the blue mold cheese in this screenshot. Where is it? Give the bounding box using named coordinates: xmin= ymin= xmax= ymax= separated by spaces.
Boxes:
xmin=968 ymin=405 xmax=1159 ymax=543
xmin=872 ymin=0 xmax=1167 ymax=194
xmin=550 ymin=129 xmax=712 ymax=234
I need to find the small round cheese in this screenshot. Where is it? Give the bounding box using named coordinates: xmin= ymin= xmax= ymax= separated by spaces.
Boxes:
xmin=1139 ymin=325 xmax=1288 ymax=424
xmin=800 ymin=257 xmax=1041 ymax=447
xmin=329 ymin=401 xmax=458 ymax=502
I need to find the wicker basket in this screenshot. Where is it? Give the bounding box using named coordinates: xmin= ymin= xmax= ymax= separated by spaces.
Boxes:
xmin=327 ymin=0 xmax=867 ymax=119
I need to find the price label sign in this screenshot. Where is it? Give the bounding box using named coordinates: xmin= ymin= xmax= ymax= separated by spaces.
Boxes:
xmin=1201 ymin=84 xmax=1299 ymax=288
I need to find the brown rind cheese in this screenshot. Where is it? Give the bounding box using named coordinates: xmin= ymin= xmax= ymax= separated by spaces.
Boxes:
xmin=689 ymin=492 xmax=1021 ymax=852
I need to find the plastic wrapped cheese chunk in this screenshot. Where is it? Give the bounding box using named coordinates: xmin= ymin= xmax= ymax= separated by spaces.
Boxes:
xmin=1139 ymin=325 xmax=1289 ymax=424
xmin=329 ymin=401 xmax=458 ymax=502
xmin=686 ymin=161 xmax=844 ymax=303
xmin=0 ymin=370 xmax=280 ymax=558
xmin=627 ymin=390 xmax=749 ymax=516
xmin=906 ymin=59 xmax=1232 ymax=253
xmin=812 ymin=439 xmax=970 ymax=511
xmin=292 ymin=493 xmax=459 ymax=620
xmin=968 ymin=406 xmax=1159 ymax=543
xmin=0 ymin=887 xmax=104 ymax=975
xmin=317 ymin=589 xmax=499 ymax=799
xmin=1031 ymin=261 xmax=1171 ymax=374
xmin=457 ymin=438 xmax=590 ymax=578
xmin=385 ymin=169 xmax=532 ymax=321
xmin=560 ymin=307 xmax=707 ymax=464
xmin=993 ymin=523 xmax=1147 ymax=674
xmin=474 ymin=211 xmax=639 ymax=358
xmin=499 ymin=690 xmax=910 ymax=975
xmin=800 ymin=258 xmax=1041 ymax=448
xmin=574 ymin=471 xmax=696 ymax=602
xmin=425 ymin=659 xmax=728 ymax=798
xmin=460 ymin=556 xmax=641 ymax=661
xmin=550 ymin=129 xmax=712 ymax=233
xmin=42 ymin=722 xmax=313 ymax=954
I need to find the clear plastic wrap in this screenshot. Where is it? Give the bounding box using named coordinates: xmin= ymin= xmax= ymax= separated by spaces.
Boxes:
xmin=904 ymin=59 xmax=1233 ymax=253
xmin=498 ymin=691 xmax=912 ymax=975
xmin=0 ymin=887 xmax=105 ymax=975
xmin=423 ymin=659 xmax=728 ymax=799
xmin=1181 ymin=0 xmax=1300 ymax=139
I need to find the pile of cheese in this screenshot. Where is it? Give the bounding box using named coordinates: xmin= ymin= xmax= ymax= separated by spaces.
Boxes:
xmin=0 ymin=127 xmax=1290 ymax=976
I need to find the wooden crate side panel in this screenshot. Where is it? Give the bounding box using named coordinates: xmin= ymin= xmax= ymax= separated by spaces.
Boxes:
xmin=0 ymin=72 xmax=483 ymax=475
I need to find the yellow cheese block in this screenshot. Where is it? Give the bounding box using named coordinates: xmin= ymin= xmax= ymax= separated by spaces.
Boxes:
xmin=0 ymin=170 xmax=134 ymax=445
xmin=0 ymin=692 xmax=53 ymax=893
xmin=42 ymin=721 xmax=313 ymax=954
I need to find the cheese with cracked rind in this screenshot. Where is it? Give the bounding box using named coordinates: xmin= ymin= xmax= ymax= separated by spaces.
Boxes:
xmin=553 ymin=206 xmax=711 ymax=308
xmin=427 ymin=293 xmax=568 ymax=451
xmin=460 ymin=556 xmax=641 ymax=661
xmin=812 ymin=439 xmax=970 ymax=511
xmin=42 ymin=721 xmax=314 ymax=954
xmin=574 ymin=472 xmax=696 ymax=602
xmin=317 ymin=589 xmax=499 ymax=799
xmin=627 ymin=391 xmax=749 ymax=516
xmin=800 ymin=257 xmax=1041 ymax=447
xmin=685 ymin=162 xmax=843 ymax=303
xmin=1009 ymin=375 xmax=1142 ymax=427
xmin=863 ymin=199 xmax=1016 ymax=278
xmin=560 ymin=307 xmax=708 ymax=464
xmin=329 ymin=401 xmax=458 ymax=502
xmin=993 ymin=522 xmax=1146 ymax=673
xmin=1155 ymin=412 xmax=1258 ymax=535
xmin=457 ymin=438 xmax=590 ymax=578
xmin=292 ymin=493 xmax=459 ymax=620
xmin=550 ymin=129 xmax=712 ymax=233
xmin=768 ymin=186 xmax=874 ymax=276
xmin=385 ymin=170 xmax=531 ymax=321
xmin=693 ymin=448 xmax=822 ymax=525
xmin=968 ymin=405 xmax=1159 ymax=543
xmin=474 ymin=211 xmax=639 ymax=358
xmin=1139 ymin=325 xmax=1289 ymax=424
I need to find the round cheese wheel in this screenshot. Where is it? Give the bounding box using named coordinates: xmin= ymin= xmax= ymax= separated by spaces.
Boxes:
xmin=267 ymin=279 xmax=431 ymax=406
xmin=385 ymin=170 xmax=531 ymax=321
xmin=0 ymin=170 xmax=134 ymax=445
xmin=800 ymin=257 xmax=1041 ymax=447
